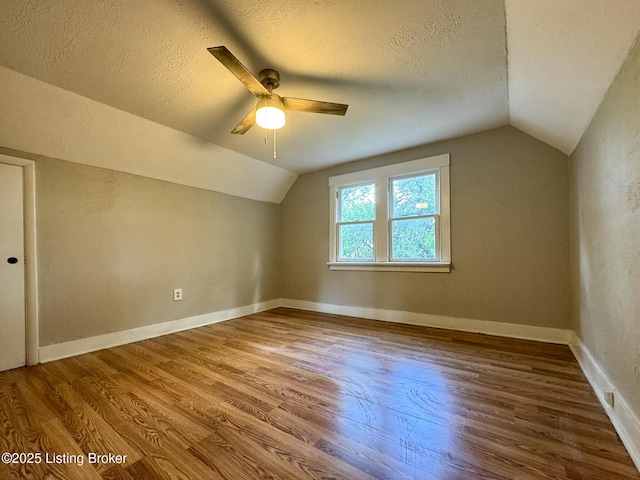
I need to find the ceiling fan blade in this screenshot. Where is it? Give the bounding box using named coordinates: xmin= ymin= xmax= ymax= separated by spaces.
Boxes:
xmin=231 ymin=108 xmax=256 ymax=135
xmin=208 ymin=46 xmax=269 ymax=97
xmin=283 ymin=97 xmax=348 ymax=116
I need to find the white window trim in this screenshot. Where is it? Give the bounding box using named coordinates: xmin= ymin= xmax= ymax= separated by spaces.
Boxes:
xmin=328 ymin=154 xmax=451 ymax=272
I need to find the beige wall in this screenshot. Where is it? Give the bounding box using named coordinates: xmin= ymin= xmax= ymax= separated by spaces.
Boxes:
xmin=570 ymin=35 xmax=640 ymax=413
xmin=281 ymin=126 xmax=571 ymax=328
xmin=1 ymin=126 xmax=573 ymax=347
xmin=0 ymin=147 xmax=281 ymax=347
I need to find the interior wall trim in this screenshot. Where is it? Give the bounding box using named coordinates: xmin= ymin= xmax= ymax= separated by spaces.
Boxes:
xmin=280 ymin=298 xmax=572 ymax=344
xmin=570 ymin=333 xmax=640 ymax=473
xmin=38 ymin=299 xmax=281 ymax=363
xmin=0 ymin=153 xmax=39 ymax=366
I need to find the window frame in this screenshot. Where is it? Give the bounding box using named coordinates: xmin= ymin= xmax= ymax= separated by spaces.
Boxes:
xmin=328 ymin=154 xmax=451 ymax=273
xmin=388 ymin=170 xmax=440 ymax=262
xmin=336 ymin=181 xmax=376 ymax=262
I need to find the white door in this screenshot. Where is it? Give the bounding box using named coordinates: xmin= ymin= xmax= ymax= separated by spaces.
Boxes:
xmin=0 ymin=163 xmax=26 ymax=371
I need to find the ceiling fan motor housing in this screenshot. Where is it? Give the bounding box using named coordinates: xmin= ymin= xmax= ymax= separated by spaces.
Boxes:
xmin=259 ymin=69 xmax=280 ymax=91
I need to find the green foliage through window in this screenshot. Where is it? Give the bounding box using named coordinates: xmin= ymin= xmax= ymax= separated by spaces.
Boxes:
xmin=339 ymin=184 xmax=375 ymax=222
xmin=389 ymin=173 xmax=438 ymax=260
xmin=391 ymin=217 xmax=436 ymax=260
xmin=392 ymin=173 xmax=437 ymax=218
xmin=339 ymin=223 xmax=374 ymax=260
xmin=337 ymin=183 xmax=375 ymax=260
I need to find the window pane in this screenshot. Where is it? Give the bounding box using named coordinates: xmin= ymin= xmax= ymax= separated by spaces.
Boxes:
xmin=391 ymin=217 xmax=436 ymax=260
xmin=339 ymin=223 xmax=373 ymax=260
xmin=391 ymin=174 xmax=437 ymax=218
xmin=339 ymin=184 xmax=375 ymax=222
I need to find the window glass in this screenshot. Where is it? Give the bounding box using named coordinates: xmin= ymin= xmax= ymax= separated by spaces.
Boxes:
xmin=391 ymin=217 xmax=436 ymax=260
xmin=339 ymin=184 xmax=375 ymax=222
xmin=339 ymin=223 xmax=374 ymax=260
xmin=391 ymin=173 xmax=437 ymax=218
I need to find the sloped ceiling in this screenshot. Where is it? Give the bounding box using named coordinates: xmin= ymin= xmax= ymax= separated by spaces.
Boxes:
xmin=507 ymin=0 xmax=640 ymax=155
xmin=0 ymin=1 xmax=639 ymax=201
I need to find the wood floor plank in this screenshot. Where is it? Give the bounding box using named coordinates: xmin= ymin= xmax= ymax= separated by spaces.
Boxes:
xmin=1 ymin=307 xmax=638 ymax=479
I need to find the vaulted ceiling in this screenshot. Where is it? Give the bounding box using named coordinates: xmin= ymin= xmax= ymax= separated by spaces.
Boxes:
xmin=0 ymin=1 xmax=639 ymax=202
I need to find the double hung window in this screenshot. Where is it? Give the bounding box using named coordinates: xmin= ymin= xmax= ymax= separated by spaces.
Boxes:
xmin=329 ymin=154 xmax=450 ymax=272
xmin=336 ymin=183 xmax=376 ymax=261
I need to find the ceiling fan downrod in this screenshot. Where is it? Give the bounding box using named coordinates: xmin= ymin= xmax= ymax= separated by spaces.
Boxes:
xmin=259 ymin=69 xmax=280 ymax=91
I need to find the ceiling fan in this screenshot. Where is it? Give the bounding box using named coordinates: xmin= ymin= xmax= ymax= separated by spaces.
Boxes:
xmin=208 ymin=46 xmax=348 ymax=134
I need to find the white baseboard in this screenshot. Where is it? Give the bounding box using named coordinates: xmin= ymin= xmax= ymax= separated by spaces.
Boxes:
xmin=38 ymin=299 xmax=281 ymax=363
xmin=37 ymin=299 xmax=572 ymax=364
xmin=281 ymin=299 xmax=572 ymax=344
xmin=569 ymin=333 xmax=640 ymax=473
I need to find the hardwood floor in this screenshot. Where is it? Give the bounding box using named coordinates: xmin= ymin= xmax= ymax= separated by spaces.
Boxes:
xmin=1 ymin=307 xmax=638 ymax=479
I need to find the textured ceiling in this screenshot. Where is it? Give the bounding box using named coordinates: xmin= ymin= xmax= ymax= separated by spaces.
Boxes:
xmin=0 ymin=0 xmax=638 ymax=178
xmin=506 ymin=0 xmax=640 ymax=155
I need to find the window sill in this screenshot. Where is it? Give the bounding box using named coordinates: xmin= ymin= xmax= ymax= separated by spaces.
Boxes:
xmin=327 ymin=262 xmax=451 ymax=273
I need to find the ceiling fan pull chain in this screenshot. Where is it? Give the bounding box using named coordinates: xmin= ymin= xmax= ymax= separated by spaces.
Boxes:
xmin=273 ymin=129 xmax=277 ymax=159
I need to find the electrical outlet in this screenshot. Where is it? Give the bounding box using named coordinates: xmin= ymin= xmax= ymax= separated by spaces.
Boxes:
xmin=173 ymin=288 xmax=182 ymax=301
xmin=605 ymin=390 xmax=615 ymax=407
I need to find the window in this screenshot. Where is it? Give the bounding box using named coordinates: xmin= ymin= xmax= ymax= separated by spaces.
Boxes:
xmin=337 ymin=183 xmax=375 ymax=261
xmin=328 ymin=154 xmax=450 ymax=272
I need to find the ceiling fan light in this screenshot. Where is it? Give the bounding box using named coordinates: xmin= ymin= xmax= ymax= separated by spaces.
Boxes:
xmin=256 ymin=96 xmax=285 ymax=130
xmin=256 ymin=107 xmax=285 ymax=129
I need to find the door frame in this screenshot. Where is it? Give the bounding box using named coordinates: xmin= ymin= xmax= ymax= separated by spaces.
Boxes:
xmin=0 ymin=154 xmax=38 ymax=365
